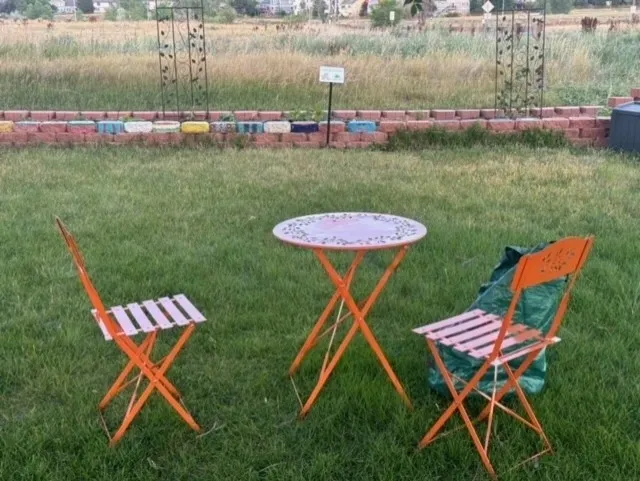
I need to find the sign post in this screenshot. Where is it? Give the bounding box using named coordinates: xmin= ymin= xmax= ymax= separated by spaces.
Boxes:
xmin=319 ymin=66 xmax=345 ymax=147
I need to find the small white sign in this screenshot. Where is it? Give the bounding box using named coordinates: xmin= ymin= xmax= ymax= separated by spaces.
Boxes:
xmin=482 ymin=1 xmax=494 ymax=13
xmin=631 ymin=5 xmax=637 ymax=13
xmin=319 ymin=66 xmax=345 ymax=84
xmin=483 ymin=12 xmax=492 ymax=23
xmin=389 ymin=10 xmax=395 ymax=21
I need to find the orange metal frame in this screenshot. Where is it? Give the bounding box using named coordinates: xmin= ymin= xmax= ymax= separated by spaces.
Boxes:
xmin=418 ymin=236 xmax=595 ymax=479
xmin=290 ymin=246 xmax=413 ymax=417
xmin=56 ymin=218 xmax=201 ymax=445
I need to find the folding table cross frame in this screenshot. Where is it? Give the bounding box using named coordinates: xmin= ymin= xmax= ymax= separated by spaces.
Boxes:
xmin=289 ymin=246 xmax=413 ymax=418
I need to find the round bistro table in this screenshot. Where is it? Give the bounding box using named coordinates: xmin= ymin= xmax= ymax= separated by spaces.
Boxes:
xmin=273 ymin=212 xmax=427 ymax=417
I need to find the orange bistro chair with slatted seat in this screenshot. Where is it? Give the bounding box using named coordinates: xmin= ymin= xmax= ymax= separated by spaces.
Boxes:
xmin=56 ymin=217 xmax=207 ymax=445
xmin=412 ymin=236 xmax=594 ymax=478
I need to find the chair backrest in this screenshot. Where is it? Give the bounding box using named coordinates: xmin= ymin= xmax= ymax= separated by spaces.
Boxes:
xmin=489 ymin=236 xmax=595 ymax=360
xmin=56 ymin=217 xmax=124 ymax=341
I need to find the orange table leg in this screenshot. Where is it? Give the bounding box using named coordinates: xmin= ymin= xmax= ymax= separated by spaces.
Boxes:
xmin=295 ymin=246 xmax=412 ymax=417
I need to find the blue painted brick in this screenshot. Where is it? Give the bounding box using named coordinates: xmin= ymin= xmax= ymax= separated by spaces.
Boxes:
xmin=236 ymin=121 xmax=264 ymax=134
xmin=97 ymin=120 xmax=125 ymax=134
xmin=291 ymin=121 xmax=319 ymax=133
xmin=347 ymin=120 xmax=377 ymax=133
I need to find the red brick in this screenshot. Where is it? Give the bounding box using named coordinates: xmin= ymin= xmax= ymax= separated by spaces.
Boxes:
xmin=632 ymin=88 xmax=640 ymax=99
xmin=281 ymin=132 xmax=307 ymax=142
xmin=80 ymin=111 xmax=106 ymax=121
xmin=84 ymin=133 xmax=112 ymax=145
xmin=569 ymin=117 xmax=596 ymax=128
xmin=361 ymin=132 xmax=388 ymax=143
xmin=570 ymin=138 xmax=593 ymax=147
xmin=515 ymin=118 xmax=543 ymax=130
xmin=209 ymin=111 xmax=231 ymax=122
xmin=293 ymin=141 xmax=322 ymax=148
xmin=254 ymin=133 xmax=280 ymax=144
xmin=234 ymin=111 xmax=259 ymax=121
xmin=0 ymin=132 xmax=28 ymax=144
xmin=563 ymin=128 xmax=580 ymax=139
xmin=14 ymin=122 xmax=40 ymax=132
xmin=530 ymin=107 xmax=556 ymax=118
xmin=30 ymin=111 xmax=55 ymax=121
xmin=480 ymin=109 xmax=503 ymax=120
xmin=319 ymin=122 xmax=346 ymax=134
xmin=105 ymin=111 xmax=131 ymax=120
xmin=4 ymin=111 xmax=29 ymax=122
xmin=27 ymin=132 xmax=56 ymax=144
xmin=258 ymin=111 xmax=283 ymax=121
xmin=346 ymin=141 xmax=373 ymax=149
xmin=131 ymin=111 xmax=157 ymax=121
xmin=580 ymin=106 xmax=600 ymax=116
xmin=379 ymin=121 xmax=406 ymax=133
xmin=329 ymin=141 xmax=346 ymax=149
xmin=307 ymin=132 xmax=326 ymax=143
xmin=190 ymin=111 xmax=208 ymax=121
xmin=431 ymin=109 xmax=455 ymax=121
xmin=406 ymin=110 xmax=430 ymax=120
xmin=159 ymin=111 xmax=181 ymax=121
xmin=596 ymin=116 xmax=611 ymax=128
xmin=555 ymin=106 xmax=580 ymax=116
xmin=580 ymin=127 xmax=607 ymax=139
xmin=608 ymin=97 xmax=633 ymax=108
xmin=460 ymin=119 xmax=487 ymax=129
xmin=357 ymin=110 xmax=381 ymax=120
xmin=487 ymin=119 xmax=515 ymax=131
xmin=54 ymin=111 xmax=79 ymax=121
xmin=406 ymin=120 xmax=433 ymax=131
xmin=433 ymin=120 xmax=460 ymax=131
xmin=39 ymin=122 xmax=68 ymax=133
xmin=382 ymin=110 xmax=406 ymax=120
xmin=56 ymin=132 xmax=84 ymax=145
xmin=167 ymin=133 xmax=186 ymax=145
xmin=332 ymin=110 xmax=357 ymax=120
xmin=456 ymin=109 xmax=480 ymax=120
xmin=543 ymin=118 xmax=570 ymax=129
xmin=271 ymin=142 xmax=293 ymax=149
xmin=113 ymin=133 xmax=143 ymax=144
xmin=334 ymin=132 xmax=361 ymax=142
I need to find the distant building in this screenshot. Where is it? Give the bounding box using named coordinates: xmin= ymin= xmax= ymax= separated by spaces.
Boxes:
xmin=260 ymin=0 xmax=294 ymax=14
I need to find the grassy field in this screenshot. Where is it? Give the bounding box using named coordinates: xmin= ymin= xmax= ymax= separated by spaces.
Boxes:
xmin=1 ymin=146 xmax=640 ymax=480
xmin=0 ymin=13 xmax=638 ymax=111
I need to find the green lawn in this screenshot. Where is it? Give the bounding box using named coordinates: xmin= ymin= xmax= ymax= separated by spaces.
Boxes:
xmin=1 ymin=146 xmax=639 ymax=481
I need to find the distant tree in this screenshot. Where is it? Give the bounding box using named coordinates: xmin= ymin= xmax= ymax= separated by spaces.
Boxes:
xmin=359 ymin=0 xmax=368 ymax=16
xmin=370 ymin=0 xmax=402 ymax=27
xmin=24 ymin=0 xmax=52 ymax=18
xmin=548 ymin=0 xmax=573 ymax=12
xmin=230 ymin=0 xmax=258 ymax=16
xmin=312 ymin=0 xmax=326 ymax=20
xmin=77 ymin=0 xmax=94 ymax=14
xmin=0 ymin=0 xmax=17 ymax=13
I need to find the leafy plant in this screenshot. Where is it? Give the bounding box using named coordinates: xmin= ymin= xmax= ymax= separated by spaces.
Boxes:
xmin=219 ymin=112 xmax=236 ymax=122
xmin=371 ymin=0 xmax=402 ymax=28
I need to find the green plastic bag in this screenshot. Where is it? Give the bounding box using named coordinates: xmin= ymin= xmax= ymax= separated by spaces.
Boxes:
xmin=428 ymin=242 xmax=566 ymax=396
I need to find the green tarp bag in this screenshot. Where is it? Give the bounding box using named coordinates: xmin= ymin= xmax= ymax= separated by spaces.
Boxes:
xmin=428 ymin=242 xmax=566 ymax=396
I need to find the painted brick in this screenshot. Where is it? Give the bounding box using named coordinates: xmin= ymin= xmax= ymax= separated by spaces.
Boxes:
xmin=98 ymin=121 xmax=126 ymax=134
xmin=319 ymin=121 xmax=346 ymax=133
xmin=379 ymin=121 xmax=406 ymax=133
xmin=555 ymin=106 xmax=580 ymax=116
xmin=152 ymin=121 xmax=181 ymax=133
xmin=30 ymin=111 xmax=55 ymax=121
xmin=124 ymin=121 xmax=153 ymax=133
xmin=459 ymin=119 xmax=487 ymax=129
xmin=357 ymin=110 xmax=382 ymax=120
xmin=258 ymin=111 xmax=283 ymax=121
xmin=181 ymin=121 xmax=210 ymax=134
xmin=569 ymin=117 xmax=596 ymax=128
xmin=542 ymin=118 xmax=570 ymax=129
xmin=281 ymin=133 xmax=307 ymax=143
xmin=14 ymin=121 xmax=40 ymax=132
xmin=347 ymin=120 xmax=376 ymax=133
xmin=431 ymin=109 xmax=455 ymax=121
xmin=515 ymin=118 xmax=543 ymax=130
xmin=234 ymin=111 xmax=259 ymax=121
xmin=0 ymin=132 xmax=28 ymax=144
xmin=332 ymin=110 xmax=357 ymax=120
xmin=456 ymin=109 xmax=480 ymax=120
xmin=563 ymin=128 xmax=580 ymax=139
xmin=406 ymin=110 xmax=430 ymax=120
xmin=580 ymin=106 xmax=600 ymax=116
xmin=487 ymin=119 xmax=515 ymax=131
xmin=530 ymin=107 xmax=556 ymax=118
xmin=382 ymin=110 xmax=406 ymax=120
xmin=608 ymin=97 xmax=633 ymax=108
xmin=80 ymin=111 xmax=107 ymax=121
xmin=291 ymin=121 xmax=319 ymax=133
xmin=4 ymin=111 xmax=29 ymax=122
xmin=236 ymin=121 xmax=264 ymax=134
xmin=67 ymin=121 xmax=97 ymax=134
xmin=211 ymin=121 xmax=236 ymax=133
xmin=632 ymin=88 xmax=640 ymax=99
xmin=580 ymin=127 xmax=607 ymax=139
xmin=0 ymin=121 xmax=14 ymax=133
xmin=335 ymin=132 xmax=361 ymax=142
xmin=361 ymin=132 xmax=388 ymax=143
xmin=406 ymin=120 xmax=433 ymax=131
xmin=264 ymin=121 xmax=291 ymax=134
xmin=27 ymin=132 xmax=57 ymax=145
xmin=39 ymin=121 xmax=68 ymax=133
xmin=55 ymin=111 xmax=80 ymax=121
xmin=433 ymin=120 xmax=460 ymax=131
xmin=131 ymin=111 xmax=157 ymax=121
xmin=596 ymin=116 xmax=611 ymax=128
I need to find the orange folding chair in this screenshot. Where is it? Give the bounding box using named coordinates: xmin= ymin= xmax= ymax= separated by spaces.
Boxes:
xmin=413 ymin=236 xmax=594 ymax=478
xmin=56 ymin=217 xmax=207 ymax=445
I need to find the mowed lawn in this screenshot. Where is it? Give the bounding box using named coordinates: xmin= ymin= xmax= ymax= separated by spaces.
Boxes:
xmin=1 ymin=146 xmax=639 ymax=481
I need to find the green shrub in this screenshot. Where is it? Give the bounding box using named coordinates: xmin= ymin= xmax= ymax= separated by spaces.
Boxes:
xmin=370 ymin=0 xmax=402 ymax=28
xmin=213 ymin=5 xmax=237 ymax=23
